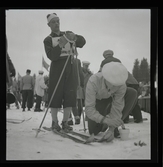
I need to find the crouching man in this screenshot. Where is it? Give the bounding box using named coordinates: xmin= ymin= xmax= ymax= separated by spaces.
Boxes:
xmin=85 ymin=62 xmax=137 ymax=142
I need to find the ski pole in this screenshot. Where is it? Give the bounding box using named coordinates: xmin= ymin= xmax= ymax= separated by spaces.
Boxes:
xmin=35 ymin=55 xmax=71 ymax=137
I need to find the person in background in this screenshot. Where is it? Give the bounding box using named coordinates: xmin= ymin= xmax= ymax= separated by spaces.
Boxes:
xmin=11 ymin=77 xmax=21 ymax=109
xmin=34 ymin=70 xmax=48 ymax=112
xmin=99 ymin=50 xmax=121 ymax=72
xmin=99 ymin=49 xmax=143 ymax=123
xmin=20 ymin=69 xmax=34 ymax=111
xmin=42 ymin=75 xmax=49 ymax=108
xmin=68 ymin=58 xmax=84 ymax=125
xmin=81 ymin=61 xmax=93 ymax=95
xmin=85 ymin=62 xmax=137 ymax=141
xmin=43 ymin=13 xmax=86 ymax=132
xmin=6 ymin=36 xmax=16 ymax=111
xmin=139 ymin=83 xmax=150 ymax=97
xmin=143 ymin=85 xmax=150 ymax=97
xmin=6 ymin=36 xmax=16 ymax=131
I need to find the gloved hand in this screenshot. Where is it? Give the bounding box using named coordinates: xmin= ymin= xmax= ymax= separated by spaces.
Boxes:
xmin=64 ymin=31 xmax=77 ymax=43
xmin=103 ymin=129 xmax=114 ymax=142
xmin=58 ymin=36 xmax=68 ymax=48
xmin=103 ymin=116 xmax=124 ymax=128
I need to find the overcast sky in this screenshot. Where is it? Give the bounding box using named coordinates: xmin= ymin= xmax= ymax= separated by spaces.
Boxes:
xmin=6 ymin=9 xmax=150 ymax=77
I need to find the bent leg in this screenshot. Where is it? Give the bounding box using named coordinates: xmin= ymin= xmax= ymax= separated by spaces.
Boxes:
xmin=87 ymin=98 xmax=112 ymax=135
xmin=122 ymin=87 xmax=137 ymax=120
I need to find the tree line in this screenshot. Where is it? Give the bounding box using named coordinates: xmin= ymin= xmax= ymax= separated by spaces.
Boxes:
xmin=132 ymin=57 xmax=150 ymax=84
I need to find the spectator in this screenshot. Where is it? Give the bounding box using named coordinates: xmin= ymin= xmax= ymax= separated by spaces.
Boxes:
xmin=11 ymin=77 xmax=21 ymax=109
xmin=20 ymin=69 xmax=34 ymax=111
xmin=6 ymin=36 xmax=16 ymax=132
xmin=6 ymin=36 xmax=16 ymax=110
xmin=81 ymin=61 xmax=93 ymax=96
xmin=34 ymin=70 xmax=47 ymax=112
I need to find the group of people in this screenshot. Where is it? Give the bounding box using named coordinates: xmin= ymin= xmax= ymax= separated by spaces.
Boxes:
xmin=6 ymin=67 xmax=48 ymax=112
xmin=6 ymin=12 xmax=146 ymax=142
xmin=42 ymin=12 xmax=144 ymax=140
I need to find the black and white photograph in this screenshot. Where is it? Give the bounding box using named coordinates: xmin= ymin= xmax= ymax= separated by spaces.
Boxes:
xmin=5 ymin=8 xmax=157 ymax=161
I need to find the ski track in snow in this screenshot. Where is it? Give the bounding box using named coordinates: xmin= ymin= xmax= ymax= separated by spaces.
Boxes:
xmin=6 ymin=104 xmax=151 ymax=160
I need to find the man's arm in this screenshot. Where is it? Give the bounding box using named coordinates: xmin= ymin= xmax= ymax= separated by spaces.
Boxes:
xmin=107 ymin=84 xmax=127 ymax=120
xmin=39 ymin=77 xmax=47 ymax=89
xmin=75 ymin=35 xmax=86 ymax=48
xmin=43 ymin=37 xmax=62 ymax=61
xmin=85 ymin=78 xmax=104 ymax=123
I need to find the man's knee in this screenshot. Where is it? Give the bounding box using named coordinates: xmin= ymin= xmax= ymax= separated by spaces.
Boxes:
xmin=126 ymin=87 xmax=137 ymax=100
xmin=88 ymin=119 xmax=102 ymax=135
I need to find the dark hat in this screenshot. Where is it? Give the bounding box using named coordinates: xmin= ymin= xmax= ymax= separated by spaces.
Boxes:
xmin=39 ymin=70 xmax=44 ymax=74
xmin=103 ymin=50 xmax=114 ymax=58
xmin=82 ymin=61 xmax=90 ymax=65
xmin=26 ymin=69 xmax=31 ymax=73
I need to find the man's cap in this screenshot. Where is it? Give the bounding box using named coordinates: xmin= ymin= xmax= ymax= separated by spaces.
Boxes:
xmin=102 ymin=62 xmax=128 ymax=86
xmin=39 ymin=70 xmax=44 ymax=74
xmin=82 ymin=61 xmax=90 ymax=65
xmin=47 ymin=13 xmax=59 ymax=23
xmin=26 ymin=69 xmax=31 ymax=73
xmin=103 ymin=50 xmax=114 ymax=57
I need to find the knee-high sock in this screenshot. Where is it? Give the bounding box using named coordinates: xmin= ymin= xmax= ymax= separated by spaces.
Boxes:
xmin=51 ymin=108 xmax=59 ymax=123
xmin=63 ymin=107 xmax=72 ymax=122
xmin=122 ymin=87 xmax=137 ymax=120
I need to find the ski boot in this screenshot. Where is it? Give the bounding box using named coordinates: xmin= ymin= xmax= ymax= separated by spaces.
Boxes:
xmin=114 ymin=127 xmax=120 ymax=138
xmin=61 ymin=121 xmax=73 ymax=133
xmin=52 ymin=121 xmax=61 ymax=132
xmin=75 ymin=116 xmax=80 ymax=125
xmin=68 ymin=118 xmax=73 ymax=125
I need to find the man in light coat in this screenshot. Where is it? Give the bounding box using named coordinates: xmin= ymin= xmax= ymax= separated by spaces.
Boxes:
xmin=34 ymin=70 xmax=47 ymax=112
xmin=85 ymin=62 xmax=137 ymax=142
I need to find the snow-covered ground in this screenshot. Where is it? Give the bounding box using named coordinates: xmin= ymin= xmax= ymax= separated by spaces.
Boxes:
xmin=6 ymin=104 xmax=151 ymax=160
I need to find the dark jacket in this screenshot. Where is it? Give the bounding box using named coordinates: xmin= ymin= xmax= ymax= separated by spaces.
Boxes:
xmin=43 ymin=31 xmax=86 ymax=104
xmin=73 ymin=58 xmax=84 ymax=88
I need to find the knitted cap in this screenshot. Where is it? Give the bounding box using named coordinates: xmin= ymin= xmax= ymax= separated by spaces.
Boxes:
xmin=103 ymin=50 xmax=114 ymax=58
xmin=47 ymin=13 xmax=59 ymax=23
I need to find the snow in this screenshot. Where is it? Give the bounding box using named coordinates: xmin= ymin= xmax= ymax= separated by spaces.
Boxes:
xmin=6 ymin=104 xmax=151 ymax=160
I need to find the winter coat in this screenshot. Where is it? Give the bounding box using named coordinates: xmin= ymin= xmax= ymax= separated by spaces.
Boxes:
xmin=85 ymin=72 xmax=127 ymax=124
xmin=20 ymin=75 xmax=34 ymax=91
xmin=35 ymin=74 xmax=47 ymax=97
xmin=81 ymin=67 xmax=93 ymax=94
xmin=43 ymin=31 xmax=86 ymax=106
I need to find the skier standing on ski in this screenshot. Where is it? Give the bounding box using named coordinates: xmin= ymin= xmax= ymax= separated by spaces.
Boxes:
xmin=43 ymin=13 xmax=86 ymax=132
xmin=85 ymin=62 xmax=137 ymax=142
